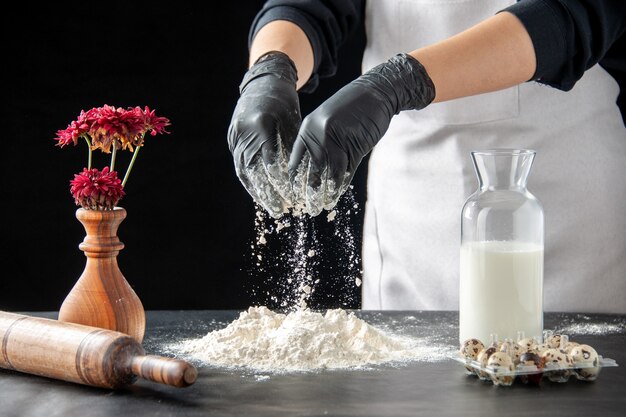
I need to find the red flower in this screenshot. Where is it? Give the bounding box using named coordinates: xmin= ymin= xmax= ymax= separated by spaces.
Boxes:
xmin=54 ymin=110 xmax=91 ymax=147
xmin=87 ymin=105 xmax=144 ymax=153
xmin=55 ymin=105 xmax=171 ymax=153
xmin=141 ymin=106 xmax=171 ymax=136
xmin=70 ymin=167 xmax=125 ymax=210
xmin=56 ymin=105 xmax=170 ymax=209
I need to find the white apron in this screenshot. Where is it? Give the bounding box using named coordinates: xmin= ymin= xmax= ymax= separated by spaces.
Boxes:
xmin=361 ymin=0 xmax=626 ymax=313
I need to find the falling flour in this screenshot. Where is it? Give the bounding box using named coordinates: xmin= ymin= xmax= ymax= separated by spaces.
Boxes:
xmin=247 ymin=187 xmax=362 ymax=310
xmin=176 ymin=306 xmax=451 ymax=372
xmin=212 ymin=187 xmax=409 ymax=372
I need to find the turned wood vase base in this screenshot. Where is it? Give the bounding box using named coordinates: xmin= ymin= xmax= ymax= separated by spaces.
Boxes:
xmin=59 ymin=207 xmax=145 ymax=343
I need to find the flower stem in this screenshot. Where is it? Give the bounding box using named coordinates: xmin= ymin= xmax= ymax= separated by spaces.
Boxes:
xmin=122 ymin=146 xmax=141 ymax=187
xmin=110 ymin=142 xmax=117 ymax=171
xmin=83 ymin=136 xmax=93 ymax=170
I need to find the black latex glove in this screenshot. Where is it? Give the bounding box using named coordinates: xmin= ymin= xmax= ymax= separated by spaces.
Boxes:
xmin=288 ymin=53 xmax=436 ymax=216
xmin=228 ymin=51 xmax=301 ymax=218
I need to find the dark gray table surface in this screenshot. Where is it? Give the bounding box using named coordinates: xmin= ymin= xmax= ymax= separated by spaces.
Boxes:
xmin=1 ymin=310 xmax=624 ymax=417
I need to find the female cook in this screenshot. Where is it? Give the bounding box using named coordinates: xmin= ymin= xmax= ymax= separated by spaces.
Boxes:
xmin=228 ymin=0 xmax=626 ymax=313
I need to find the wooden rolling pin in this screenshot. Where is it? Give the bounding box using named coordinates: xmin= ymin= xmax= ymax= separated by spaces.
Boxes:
xmin=0 ymin=311 xmax=197 ymax=389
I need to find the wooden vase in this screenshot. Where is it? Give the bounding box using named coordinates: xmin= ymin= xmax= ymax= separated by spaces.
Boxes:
xmin=58 ymin=207 xmax=146 ymax=343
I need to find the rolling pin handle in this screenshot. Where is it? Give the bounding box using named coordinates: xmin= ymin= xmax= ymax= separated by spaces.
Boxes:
xmin=130 ymin=355 xmax=197 ymax=388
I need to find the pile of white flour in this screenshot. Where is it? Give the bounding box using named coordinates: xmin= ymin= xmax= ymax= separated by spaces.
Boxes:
xmin=176 ymin=306 xmax=448 ymax=372
xmin=180 ymin=191 xmax=453 ymax=372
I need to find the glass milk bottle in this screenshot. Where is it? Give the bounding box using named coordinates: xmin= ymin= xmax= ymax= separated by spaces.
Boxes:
xmin=459 ymin=149 xmax=543 ymax=344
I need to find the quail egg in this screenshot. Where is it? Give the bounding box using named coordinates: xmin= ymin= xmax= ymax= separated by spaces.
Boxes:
xmin=517 ymin=337 xmax=539 ymax=354
xmin=518 ymin=351 xmax=544 ymax=385
xmin=476 ymin=346 xmax=498 ymax=380
xmin=562 ymin=341 xmax=580 ymax=354
xmin=547 ymin=334 xmax=563 ymax=349
xmin=569 ymin=344 xmax=600 ymax=381
xmin=541 ymin=348 xmax=573 ymax=383
xmin=502 ymin=341 xmax=523 ymax=364
xmin=487 ymin=351 xmax=515 ymax=386
xmin=459 ymin=338 xmax=485 ymax=374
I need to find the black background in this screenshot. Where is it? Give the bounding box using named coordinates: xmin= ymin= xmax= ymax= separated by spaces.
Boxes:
xmin=1 ymin=3 xmax=367 ymax=311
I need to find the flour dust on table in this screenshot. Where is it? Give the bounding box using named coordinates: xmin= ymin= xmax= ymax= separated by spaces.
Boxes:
xmin=172 ymin=306 xmax=453 ymax=372
xmin=555 ymin=315 xmax=626 ymax=336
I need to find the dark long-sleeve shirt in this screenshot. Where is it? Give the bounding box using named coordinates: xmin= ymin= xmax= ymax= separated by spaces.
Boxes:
xmin=249 ymin=0 xmax=626 ymax=118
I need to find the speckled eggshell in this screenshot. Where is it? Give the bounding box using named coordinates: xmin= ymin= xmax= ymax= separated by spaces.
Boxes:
xmin=569 ymin=344 xmax=600 ymax=381
xmin=487 ymin=352 xmax=515 ymax=386
xmin=562 ymin=341 xmax=580 ymax=354
xmin=498 ymin=340 xmax=512 ymax=354
xmin=517 ymin=337 xmax=539 ymax=354
xmin=519 ymin=351 xmax=544 ymax=367
xmin=536 ymin=342 xmax=552 ymax=356
xmin=547 ymin=334 xmax=563 ymax=349
xmin=542 ymin=348 xmax=573 ymax=383
xmin=518 ymin=351 xmax=544 ymax=385
xmin=476 ymin=346 xmax=497 ymax=380
xmin=503 ymin=342 xmax=523 ymax=364
xmin=460 ymin=338 xmax=485 ymax=374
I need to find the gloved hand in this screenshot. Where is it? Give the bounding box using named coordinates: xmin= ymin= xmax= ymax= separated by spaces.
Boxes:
xmin=228 ymin=51 xmax=301 ymax=218
xmin=288 ymin=53 xmax=436 ymax=216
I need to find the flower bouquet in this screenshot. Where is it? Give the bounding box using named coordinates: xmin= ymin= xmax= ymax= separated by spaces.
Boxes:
xmin=55 ymin=104 xmax=170 ymax=209
xmin=54 ymin=105 xmax=170 ymax=342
